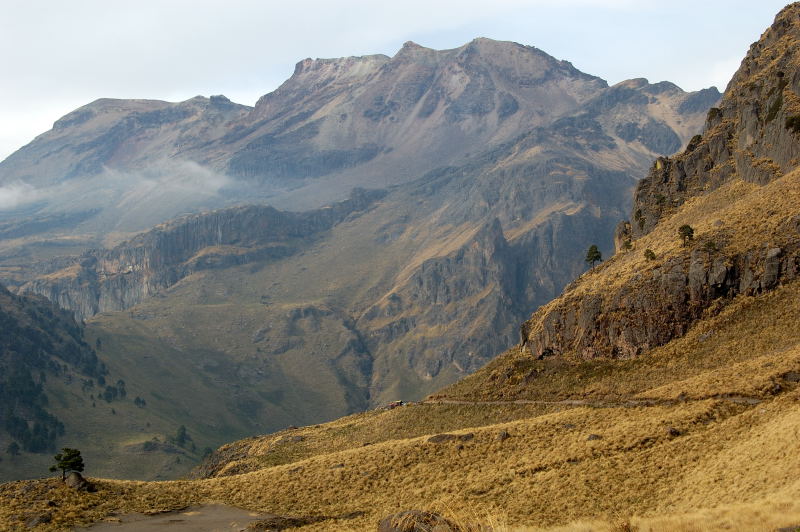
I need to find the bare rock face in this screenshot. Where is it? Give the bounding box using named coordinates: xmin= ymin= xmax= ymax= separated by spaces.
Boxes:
xmin=524 ymin=244 xmax=800 ymax=360
xmin=0 ymin=37 xmax=722 ymax=454
xmin=630 ymin=5 xmax=800 ymax=238
xmin=518 ymin=5 xmax=800 ymax=362
xmin=19 ymin=188 xmax=384 ymax=320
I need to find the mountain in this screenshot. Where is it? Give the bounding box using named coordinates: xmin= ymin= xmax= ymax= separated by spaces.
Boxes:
xmin=0 ymin=39 xmax=718 ymax=481
xmin=4 ymin=4 xmax=800 ymax=531
xmin=0 ymin=39 xmax=716 ymax=253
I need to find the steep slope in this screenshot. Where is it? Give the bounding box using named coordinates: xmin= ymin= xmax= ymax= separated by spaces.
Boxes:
xmin=442 ymin=3 xmax=800 ymax=402
xmin=0 ymin=38 xmax=716 ymax=253
xmin=4 ymin=279 xmax=800 ymax=530
xmin=0 ymin=41 xmax=718 ymax=481
xmin=3 ymin=5 xmax=800 ymax=530
xmin=0 ymin=283 xmax=264 ymax=483
xmin=15 ymin=188 xmax=384 ymax=319
xmin=0 ymin=284 xmax=102 ymax=456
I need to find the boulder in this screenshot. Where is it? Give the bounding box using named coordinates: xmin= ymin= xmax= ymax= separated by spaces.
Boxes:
xmin=64 ymin=471 xmax=94 ymax=492
xmin=377 ymin=510 xmax=460 ymax=532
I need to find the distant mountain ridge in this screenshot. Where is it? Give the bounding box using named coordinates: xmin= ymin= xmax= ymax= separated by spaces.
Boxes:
xmin=0 ymin=38 xmax=717 ymax=240
xmin=0 ymin=38 xmax=719 ymax=481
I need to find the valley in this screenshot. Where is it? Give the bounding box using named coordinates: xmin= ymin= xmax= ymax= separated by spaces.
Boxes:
xmin=0 ymin=36 xmax=717 ymax=482
xmin=3 ymin=2 xmax=800 ymax=531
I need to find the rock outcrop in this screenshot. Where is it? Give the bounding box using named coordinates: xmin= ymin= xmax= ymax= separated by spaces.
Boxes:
xmin=18 ymin=189 xmax=384 ymax=320
xmin=631 ymin=5 xmax=800 ymax=237
xmin=0 ymin=37 xmax=723 ymax=471
xmin=524 ymin=242 xmax=800 ymax=360
xmin=515 ymin=4 xmax=800 ymax=362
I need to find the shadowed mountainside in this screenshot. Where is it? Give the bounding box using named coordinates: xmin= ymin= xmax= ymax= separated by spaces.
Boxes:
xmin=5 ymin=5 xmax=800 ymax=531
xmin=0 ymin=39 xmax=718 ymax=482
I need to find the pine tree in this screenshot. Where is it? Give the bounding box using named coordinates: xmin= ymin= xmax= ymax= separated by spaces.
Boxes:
xmin=585 ymin=245 xmax=602 ymax=270
xmin=678 ymin=224 xmax=695 ymax=247
xmin=49 ymin=447 xmax=84 ymax=480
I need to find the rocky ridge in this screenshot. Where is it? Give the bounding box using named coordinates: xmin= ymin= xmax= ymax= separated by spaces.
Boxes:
xmin=19 ymin=188 xmax=384 ymax=320
xmin=439 ymin=3 xmax=800 ymax=399
xmin=521 ymin=5 xmax=800 ymax=363
xmin=0 ymin=38 xmax=720 ymax=479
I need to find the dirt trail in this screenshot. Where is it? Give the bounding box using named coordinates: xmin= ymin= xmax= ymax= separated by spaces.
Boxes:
xmin=424 ymin=394 xmax=763 ymax=408
xmin=76 ymin=504 xmax=268 ymax=531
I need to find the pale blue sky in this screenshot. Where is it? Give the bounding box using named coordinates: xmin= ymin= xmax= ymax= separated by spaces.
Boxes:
xmin=0 ymin=0 xmax=790 ymax=160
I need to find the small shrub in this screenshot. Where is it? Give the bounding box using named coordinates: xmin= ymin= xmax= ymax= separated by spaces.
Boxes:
xmin=678 ymin=224 xmax=695 ymax=247
xmin=644 ymin=249 xmax=656 ymax=261
xmin=786 ymin=115 xmax=800 ymax=133
xmin=766 ymin=93 xmax=784 ymax=123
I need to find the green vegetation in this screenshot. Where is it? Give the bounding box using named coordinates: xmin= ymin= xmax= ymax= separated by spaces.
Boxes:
xmin=6 ymin=442 xmax=19 ymax=456
xmin=170 ymin=425 xmax=192 ymax=449
xmin=786 ymin=115 xmax=800 ymax=133
xmin=678 ymin=224 xmax=695 ymax=246
xmin=644 ymin=248 xmax=657 ymax=261
xmin=49 ymin=448 xmax=84 ymax=480
xmin=585 ymin=245 xmax=602 ymax=269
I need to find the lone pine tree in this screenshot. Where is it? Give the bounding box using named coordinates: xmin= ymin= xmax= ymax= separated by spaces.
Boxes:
xmin=49 ymin=447 xmax=84 ymax=480
xmin=678 ymin=224 xmax=695 ymax=247
xmin=585 ymin=245 xmax=602 ymax=270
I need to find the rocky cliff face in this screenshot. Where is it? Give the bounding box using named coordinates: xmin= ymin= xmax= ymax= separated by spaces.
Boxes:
xmin=523 ymin=239 xmax=800 ymax=361
xmin=0 ymin=37 xmax=723 ymax=469
xmin=487 ymin=4 xmax=800 ymax=370
xmin=0 ymin=37 xmax=717 ymax=244
xmin=19 ymin=189 xmax=384 ymax=320
xmin=4 ymin=45 xmax=719 ymax=412
xmin=631 ymin=6 xmax=800 ymax=238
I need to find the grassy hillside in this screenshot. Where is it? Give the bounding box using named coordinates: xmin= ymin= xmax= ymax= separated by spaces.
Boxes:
xmin=4 ymin=4 xmax=800 ymax=530
xmin=3 ymin=292 xmax=799 ymax=530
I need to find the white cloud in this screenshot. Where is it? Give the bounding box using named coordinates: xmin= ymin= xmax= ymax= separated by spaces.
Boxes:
xmin=0 ymin=182 xmax=40 ymax=210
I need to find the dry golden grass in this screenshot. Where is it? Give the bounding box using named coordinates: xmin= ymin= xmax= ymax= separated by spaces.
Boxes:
xmin=4 ymin=381 xmax=799 ymax=530
xmin=6 ymin=190 xmax=800 ymax=530
xmin=564 ymin=164 xmax=800 ymax=300
xmin=206 ymin=402 xmax=567 ymax=476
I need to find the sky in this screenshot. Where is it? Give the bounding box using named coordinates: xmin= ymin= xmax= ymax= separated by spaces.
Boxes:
xmin=0 ymin=0 xmax=790 ymax=161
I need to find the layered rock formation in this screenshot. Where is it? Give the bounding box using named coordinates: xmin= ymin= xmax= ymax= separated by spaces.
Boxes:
xmin=19 ymin=189 xmax=384 ymax=320
xmin=440 ymin=4 xmax=800 ymax=402
xmin=0 ymin=38 xmax=721 ymax=477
